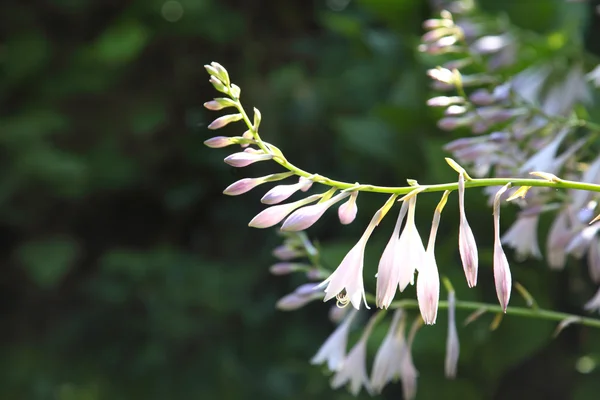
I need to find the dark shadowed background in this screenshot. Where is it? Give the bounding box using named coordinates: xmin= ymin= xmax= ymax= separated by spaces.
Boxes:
xmin=2 ymin=0 xmax=600 ymax=399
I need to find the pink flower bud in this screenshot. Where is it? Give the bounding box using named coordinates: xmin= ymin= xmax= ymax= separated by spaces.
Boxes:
xmin=272 ymin=245 xmax=304 ymax=260
xmin=204 ymin=136 xmax=234 ymax=148
xmin=427 ymin=96 xmax=464 ymax=107
xmin=458 ymin=173 xmax=478 ymax=287
xmin=248 ymin=194 xmax=322 ymax=229
xmin=203 ymin=97 xmax=236 ymax=111
xmin=261 ymin=177 xmax=312 ymax=205
xmin=269 ymin=262 xmax=306 ymax=275
xmin=276 ymin=283 xmax=322 ymax=311
xmin=493 ymin=184 xmax=512 ymax=312
xmin=224 ymin=151 xmax=272 ymax=167
xmin=338 ymin=191 xmax=358 ymax=225
xmin=469 ymin=89 xmax=495 ymax=105
xmin=223 ymin=178 xmax=262 ymax=196
xmin=281 ymin=192 xmax=350 ymax=232
xmin=208 ymin=113 xmax=243 ymax=130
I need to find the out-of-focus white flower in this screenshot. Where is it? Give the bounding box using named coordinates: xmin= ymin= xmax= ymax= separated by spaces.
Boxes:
xmin=493 ymin=184 xmax=512 ymax=312
xmin=397 ymin=196 xmax=426 ymax=292
xmin=587 ymin=64 xmax=600 ymax=88
xmin=519 ymin=128 xmax=570 ymax=174
xmin=376 ymin=201 xmax=409 ymax=309
xmin=566 ymin=222 xmax=600 ymax=258
xmin=501 ymin=209 xmax=542 ymax=260
xmin=370 ymin=310 xmax=405 ymax=393
xmin=311 ymin=310 xmax=357 ymax=372
xmin=588 ymin=241 xmax=600 ymax=283
xmin=330 ymin=314 xmax=376 ymax=396
xmin=458 ymin=173 xmax=478 ymax=287
xmin=546 ymin=210 xmax=573 ymax=270
xmin=399 ymin=318 xmax=422 ymax=400
xmin=445 ymin=292 xmax=459 ymax=379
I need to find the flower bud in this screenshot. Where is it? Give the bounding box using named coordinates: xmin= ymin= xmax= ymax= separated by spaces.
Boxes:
xmin=269 ymin=262 xmax=308 ymax=275
xmin=208 ymin=113 xmax=243 ymax=130
xmin=445 ymin=105 xmax=468 ymax=116
xmin=209 ymin=75 xmax=227 ymax=93
xmin=444 ymin=291 xmax=459 ymax=379
xmin=204 ymin=136 xmax=234 ymax=148
xmin=493 ymin=184 xmax=512 ymax=312
xmin=458 ymin=173 xmax=478 ymax=287
xmin=276 ymin=283 xmax=322 ymax=311
xmin=427 ymin=67 xmax=455 ymax=84
xmin=203 ymin=97 xmax=236 ymax=111
xmin=427 ymin=96 xmax=464 ymax=107
xmin=230 ymin=83 xmax=241 ymax=99
xmin=469 ymin=89 xmax=495 ymax=105
xmin=272 ymin=245 xmax=304 ymax=260
xmin=209 ymin=62 xmax=230 ymax=86
xmin=248 ymin=194 xmax=322 ymax=228
xmin=281 ymin=192 xmax=350 ymax=231
xmin=223 ymin=178 xmax=261 ymax=195
xmin=261 ymin=177 xmax=312 ymax=205
xmin=338 ymin=191 xmax=358 ymax=225
xmin=224 ymin=151 xmax=272 ymax=167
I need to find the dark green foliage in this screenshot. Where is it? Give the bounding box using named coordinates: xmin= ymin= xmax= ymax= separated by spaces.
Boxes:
xmin=1 ymin=0 xmax=599 ymax=399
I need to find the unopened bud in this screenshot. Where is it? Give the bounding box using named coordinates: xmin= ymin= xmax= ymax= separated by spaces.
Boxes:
xmin=204 ymin=136 xmax=234 ymax=148
xmin=230 ymin=84 xmax=241 ymax=99
xmin=204 ymin=97 xmax=237 ymax=111
xmin=338 ymin=191 xmax=358 ymax=225
xmin=249 ymin=194 xmax=322 ymax=228
xmin=272 ymin=245 xmax=305 ymax=261
xmin=224 ymin=151 xmax=272 ymax=167
xmin=210 ymin=62 xmax=230 ymax=86
xmin=281 ymin=192 xmax=350 ymax=231
xmin=276 ymin=283 xmax=323 ymax=311
xmin=208 ymin=113 xmax=243 ymax=130
xmin=209 ymin=75 xmax=227 ymax=93
xmin=427 ymin=96 xmax=464 ymax=107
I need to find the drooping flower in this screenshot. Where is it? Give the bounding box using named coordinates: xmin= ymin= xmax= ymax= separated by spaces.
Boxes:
xmin=444 ymin=291 xmax=459 ymax=379
xmin=311 ymin=310 xmax=358 ymax=372
xmin=501 ymin=207 xmax=542 ymax=260
xmin=281 ymin=191 xmax=350 ymax=232
xmin=261 ymin=177 xmax=313 ymax=205
xmin=518 ymin=128 xmax=569 ymax=174
xmin=338 ymin=191 xmax=359 ymax=225
xmin=397 ymin=196 xmax=426 ymax=292
xmin=458 ymin=172 xmax=478 ymax=287
xmin=493 ymin=184 xmax=513 ymax=312
xmin=276 ymin=283 xmax=323 ymax=311
xmin=376 ymin=201 xmax=409 ymax=309
xmin=399 ymin=317 xmax=422 ymax=400
xmin=331 ymin=313 xmax=378 ymax=396
xmin=565 ymin=222 xmax=600 ymax=258
xmin=320 ymin=199 xmax=394 ymax=309
xmin=546 ymin=209 xmax=573 ymax=270
xmin=248 ymin=194 xmax=322 ymax=228
xmin=370 ymin=310 xmax=405 ymax=393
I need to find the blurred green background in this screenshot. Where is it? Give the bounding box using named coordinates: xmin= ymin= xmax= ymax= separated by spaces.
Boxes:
xmin=2 ymin=0 xmax=600 ymax=399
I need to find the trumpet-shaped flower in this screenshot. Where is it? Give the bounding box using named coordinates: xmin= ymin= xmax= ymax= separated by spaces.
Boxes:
xmin=281 ymin=192 xmax=350 ymax=232
xmin=320 ymin=203 xmax=389 ymax=309
xmin=338 ymin=191 xmax=359 ymax=225
xmin=376 ymin=201 xmax=409 ymax=309
xmin=248 ymin=194 xmax=321 ymax=228
xmin=458 ymin=173 xmax=479 ymax=287
xmin=397 ymin=196 xmax=426 ymax=292
xmin=331 ymin=314 xmax=378 ymax=396
xmin=493 ymin=184 xmax=512 ymax=312
xmin=311 ymin=310 xmax=357 ymax=372
xmin=370 ymin=310 xmax=405 ymax=393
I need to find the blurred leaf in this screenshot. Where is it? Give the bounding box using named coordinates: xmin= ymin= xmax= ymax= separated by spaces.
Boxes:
xmin=16 ymin=237 xmax=80 ymax=288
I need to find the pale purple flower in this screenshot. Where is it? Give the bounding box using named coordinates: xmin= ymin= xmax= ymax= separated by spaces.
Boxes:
xmin=320 ymin=204 xmax=388 ymax=309
xmin=501 ymin=210 xmax=542 ymax=260
xmin=370 ymin=310 xmax=405 ymax=393
xmin=276 ymin=283 xmax=323 ymax=311
xmin=204 ymin=136 xmax=235 ymax=148
xmin=224 ymin=150 xmax=272 ymax=167
xmin=261 ymin=177 xmax=313 ymax=205
xmin=397 ymin=196 xmax=426 ymax=292
xmin=328 ymin=305 xmax=350 ymax=324
xmin=445 ymin=291 xmax=459 ymax=379
xmin=272 ymin=245 xmax=304 ymax=260
xmin=223 ymin=172 xmax=294 ymax=196
xmin=519 ymin=128 xmax=570 ymax=174
xmin=458 ymin=173 xmax=478 ymax=287
xmin=376 ymin=201 xmax=409 ymax=309
xmin=566 ymin=222 xmax=600 ymax=258
xmin=311 ymin=310 xmax=357 ymax=371
xmin=269 ymin=262 xmax=309 ymax=275
xmin=248 ymin=194 xmax=321 ymax=228
xmin=584 ymin=286 xmax=600 ymax=313
xmin=493 ymin=184 xmax=512 ymax=312
xmin=587 ymin=64 xmax=600 ymax=88
xmin=281 ymin=192 xmax=350 ymax=232
xmin=203 ymin=97 xmax=236 ymax=111
xmin=207 ymin=113 xmax=243 ymax=130
xmin=331 ymin=314 xmax=378 ymax=396
xmin=571 ymin=156 xmax=600 ymax=212
xmin=546 ymin=210 xmax=573 ymax=270
xmin=399 ymin=318 xmax=421 ymax=400
xmin=338 ymin=191 xmax=359 ymax=225
xmin=416 ymin=251 xmax=440 ymax=325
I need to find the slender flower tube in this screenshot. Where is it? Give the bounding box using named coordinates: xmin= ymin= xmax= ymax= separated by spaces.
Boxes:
xmin=416 ymin=191 xmax=449 ymax=325
xmin=223 ymin=172 xmax=294 ymax=196
xmin=249 ymin=194 xmax=322 ymax=229
xmin=320 ymin=195 xmax=397 ymax=309
xmin=588 ymin=241 xmax=600 ymax=283
xmin=370 ymin=310 xmax=405 ymax=393
xmin=444 ymin=291 xmax=459 ymax=379
xmin=397 ymin=196 xmax=426 ymax=292
xmin=311 ymin=310 xmax=358 ymax=372
xmin=493 ymin=184 xmax=513 ymax=312
xmin=458 ymin=173 xmax=479 ymax=287
xmin=281 ymin=191 xmax=350 ymax=232
xmin=338 ymin=191 xmax=359 ymax=225
xmin=224 ymin=150 xmax=272 ymax=167
xmin=261 ymin=177 xmax=313 ymax=205
xmin=376 ymin=201 xmax=409 ymax=309
xmin=330 ymin=313 xmax=379 ymax=396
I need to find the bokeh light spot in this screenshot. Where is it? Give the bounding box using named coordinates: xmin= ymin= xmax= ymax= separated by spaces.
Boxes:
xmin=162 ymin=1 xmax=184 ymax=22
